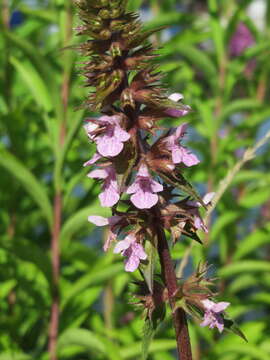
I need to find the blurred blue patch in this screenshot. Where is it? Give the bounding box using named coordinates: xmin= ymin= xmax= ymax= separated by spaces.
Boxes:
xmin=256 ymin=118 xmax=270 ymax=156
xmin=10 ymin=10 xmax=24 ymax=29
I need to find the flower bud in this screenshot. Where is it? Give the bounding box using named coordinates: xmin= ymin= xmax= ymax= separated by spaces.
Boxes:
xmin=98 ymin=8 xmax=111 ymax=19
xmin=147 ymin=158 xmax=175 ymax=174
xmin=110 ymin=42 xmax=122 ymax=57
xmin=120 ymin=88 xmax=136 ymax=109
xmin=110 ymin=19 xmax=126 ymax=31
xmin=99 ymin=29 xmax=112 ymax=40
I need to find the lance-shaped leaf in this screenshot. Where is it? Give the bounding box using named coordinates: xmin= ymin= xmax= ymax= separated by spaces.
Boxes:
xmin=0 ymin=149 xmax=53 ymax=228
xmin=223 ymin=316 xmax=248 ymax=342
xmin=157 ymin=170 xmax=206 ymax=209
xmin=141 ymin=301 xmax=166 ymax=360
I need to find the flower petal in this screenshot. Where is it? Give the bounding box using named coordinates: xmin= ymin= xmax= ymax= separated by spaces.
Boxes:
xmin=212 ymin=302 xmax=230 ymax=313
xmin=126 ymin=181 xmax=140 ymax=194
xmin=203 ymin=192 xmax=215 ymax=205
xmin=201 ymin=299 xmax=215 ymax=310
xmin=181 ymin=148 xmax=200 ymax=167
xmin=99 ymin=187 xmax=119 ymax=207
xmin=114 ymin=239 xmax=130 ymax=254
xmin=171 ymin=146 xmax=184 ymax=164
xmin=150 ymin=179 xmax=163 ymax=193
xmin=169 ymin=93 xmax=184 ymax=102
xmin=88 ymin=169 xmax=108 ymax=179
xmin=124 ymin=254 xmax=140 ymax=272
xmin=200 ymin=315 xmax=212 ymax=328
xmin=174 ymin=123 xmax=188 ymax=139
xmin=165 ymin=108 xmax=189 ymax=118
xmin=84 ymin=121 xmax=99 ymax=138
xmin=137 ymin=164 xmax=150 ymax=177
xmin=215 ymin=315 xmax=225 ymax=333
xmin=130 ymin=190 xmax=158 ymax=209
xmin=97 ymin=135 xmax=124 ymax=157
xmin=83 ymin=153 xmax=102 ymax=166
xmin=132 ymin=243 xmax=147 ymax=260
xmin=88 ymin=215 xmax=109 ymax=226
xmin=114 ymin=125 xmax=130 ymax=142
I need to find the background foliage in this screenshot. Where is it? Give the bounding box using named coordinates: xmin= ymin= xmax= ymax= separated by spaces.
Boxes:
xmin=0 ymin=0 xmax=270 ymax=359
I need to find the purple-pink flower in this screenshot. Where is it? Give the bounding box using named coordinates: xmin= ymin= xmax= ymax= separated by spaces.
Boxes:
xmin=200 ymin=299 xmax=230 ymax=333
xmin=229 ymin=22 xmax=256 ymax=77
xmin=165 ymin=93 xmax=191 ymax=118
xmin=229 ymin=22 xmax=254 ymax=57
xmin=84 ymin=115 xmax=130 ymax=157
xmin=114 ymin=233 xmax=147 ymax=272
xmin=126 ymin=164 xmax=163 ymax=209
xmin=187 ymin=192 xmax=215 ymax=233
xmin=88 ymin=165 xmax=119 ymax=207
xmin=88 ymin=215 xmax=122 ymax=251
xmin=84 ymin=152 xmax=102 ymax=166
xmin=165 ymin=123 xmax=200 ymax=166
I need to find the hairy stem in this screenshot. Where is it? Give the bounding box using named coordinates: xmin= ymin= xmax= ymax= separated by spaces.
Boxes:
xmin=155 ymin=212 xmax=192 ymax=360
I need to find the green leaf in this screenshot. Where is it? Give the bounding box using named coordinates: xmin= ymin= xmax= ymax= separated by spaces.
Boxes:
xmin=4 ymin=31 xmax=51 ymax=81
xmin=61 ymin=262 xmax=123 ymax=309
xmin=239 ymin=187 xmax=270 ymax=208
xmin=60 ymin=203 xmax=110 ymax=246
xmin=143 ymin=12 xmax=187 ymax=31
xmin=54 ymin=110 xmax=84 ymax=190
xmin=141 ymin=304 xmax=166 ymax=360
xmin=158 ymin=171 xmax=206 ymax=208
xmin=251 ymin=292 xmax=270 ymax=306
xmin=0 ymin=149 xmax=53 ymax=227
xmin=160 ymin=43 xmax=217 ymax=87
xmin=223 ymin=316 xmax=248 ymax=342
xmin=217 ymin=99 xmax=262 ymax=126
xmin=121 ymin=340 xmax=176 ymax=359
xmin=141 ymin=239 xmax=156 ymax=294
xmin=18 ymin=5 xmax=57 ymax=23
xmin=216 ymin=343 xmax=270 ymax=360
xmin=228 ymin=274 xmax=257 ymax=293
xmin=219 ymin=261 xmax=270 ymax=278
xmin=0 ymin=354 xmax=32 ymax=360
xmin=0 ymin=279 xmax=16 ymax=299
xmin=210 ymin=212 xmax=240 ymax=243
xmin=142 ymin=318 xmax=155 ymax=360
xmin=233 ymin=227 xmax=270 ymax=260
xmin=5 ymin=238 xmax=52 ymax=285
xmin=57 ymin=328 xmax=105 ymax=355
xmin=10 ymin=56 xmax=53 ymax=112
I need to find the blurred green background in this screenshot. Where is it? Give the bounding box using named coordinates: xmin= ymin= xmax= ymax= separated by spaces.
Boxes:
xmin=1 ymin=0 xmax=270 ymax=359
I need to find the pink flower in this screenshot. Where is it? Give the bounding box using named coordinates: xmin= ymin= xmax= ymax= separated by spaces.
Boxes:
xmin=229 ymin=23 xmax=254 ymax=57
xmin=83 ymin=152 xmax=102 ymax=166
xmin=187 ymin=192 xmax=215 ymax=233
xmin=114 ymin=233 xmax=147 ymax=272
xmin=88 ymin=166 xmax=120 ymax=207
xmin=126 ymin=164 xmax=163 ymax=209
xmin=165 ymin=93 xmax=191 ymax=118
xmin=84 ymin=115 xmax=130 ymax=157
xmin=200 ymin=299 xmax=230 ymax=333
xmin=88 ymin=215 xmax=122 ymax=251
xmin=165 ymin=123 xmax=200 ymax=166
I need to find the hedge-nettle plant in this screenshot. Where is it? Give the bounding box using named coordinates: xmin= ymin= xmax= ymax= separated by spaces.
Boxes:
xmin=74 ymin=0 xmax=246 ymax=358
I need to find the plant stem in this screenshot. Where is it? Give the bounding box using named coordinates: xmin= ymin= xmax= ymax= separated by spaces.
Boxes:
xmin=48 ymin=192 xmax=61 ymax=360
xmin=155 ymin=211 xmax=193 ymax=360
xmin=48 ymin=5 xmax=73 ymax=359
